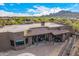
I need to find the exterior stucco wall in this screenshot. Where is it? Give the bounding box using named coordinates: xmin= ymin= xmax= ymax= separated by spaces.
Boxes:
xmin=10 ymin=32 xmax=26 ymax=50
xmin=11 ymin=32 xmax=25 ymax=40
xmin=0 ymin=32 xmax=11 ymax=51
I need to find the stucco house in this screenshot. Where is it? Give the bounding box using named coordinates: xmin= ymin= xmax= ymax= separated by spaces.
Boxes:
xmin=0 ymin=22 xmax=72 ymax=51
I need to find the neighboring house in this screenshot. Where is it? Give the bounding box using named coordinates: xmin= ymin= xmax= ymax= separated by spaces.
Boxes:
xmin=23 ymin=19 xmax=34 ymax=24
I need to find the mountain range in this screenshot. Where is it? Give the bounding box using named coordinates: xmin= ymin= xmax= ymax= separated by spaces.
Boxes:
xmin=42 ymin=10 xmax=79 ymax=19
xmin=0 ymin=10 xmax=79 ymax=19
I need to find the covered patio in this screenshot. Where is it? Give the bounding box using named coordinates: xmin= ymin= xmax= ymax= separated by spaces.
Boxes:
xmin=9 ymin=28 xmax=70 ymax=50
xmin=24 ymin=29 xmax=70 ymax=46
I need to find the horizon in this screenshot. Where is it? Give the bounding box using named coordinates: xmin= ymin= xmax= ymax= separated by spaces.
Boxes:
xmin=0 ymin=3 xmax=79 ymax=16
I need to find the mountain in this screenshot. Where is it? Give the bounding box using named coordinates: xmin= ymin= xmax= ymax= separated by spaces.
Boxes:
xmin=43 ymin=10 xmax=79 ymax=19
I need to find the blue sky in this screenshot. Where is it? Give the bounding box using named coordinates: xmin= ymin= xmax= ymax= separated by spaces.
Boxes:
xmin=0 ymin=3 xmax=79 ymax=16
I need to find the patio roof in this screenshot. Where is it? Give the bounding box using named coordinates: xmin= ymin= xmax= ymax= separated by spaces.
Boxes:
xmin=25 ymin=29 xmax=70 ymax=36
xmin=51 ymin=30 xmax=70 ymax=35
xmin=26 ymin=29 xmax=50 ymax=36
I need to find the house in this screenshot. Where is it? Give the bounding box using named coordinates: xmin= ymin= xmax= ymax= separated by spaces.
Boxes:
xmin=0 ymin=22 xmax=72 ymax=51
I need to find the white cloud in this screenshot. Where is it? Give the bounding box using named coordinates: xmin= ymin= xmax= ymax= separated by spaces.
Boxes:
xmin=0 ymin=10 xmax=31 ymax=16
xmin=0 ymin=5 xmax=64 ymax=16
xmin=27 ymin=6 xmax=63 ymax=16
xmin=0 ymin=5 xmax=74 ymax=16
xmin=27 ymin=9 xmax=35 ymax=12
xmin=0 ymin=3 xmax=4 ymax=6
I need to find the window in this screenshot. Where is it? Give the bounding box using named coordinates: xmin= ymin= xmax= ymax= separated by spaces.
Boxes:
xmin=16 ymin=40 xmax=24 ymax=46
xmin=10 ymin=40 xmax=15 ymax=46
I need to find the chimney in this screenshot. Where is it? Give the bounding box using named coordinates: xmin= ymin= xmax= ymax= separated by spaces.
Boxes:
xmin=41 ymin=21 xmax=45 ymax=26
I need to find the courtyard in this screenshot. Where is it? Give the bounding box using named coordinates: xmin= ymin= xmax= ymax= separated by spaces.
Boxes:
xmin=0 ymin=41 xmax=66 ymax=56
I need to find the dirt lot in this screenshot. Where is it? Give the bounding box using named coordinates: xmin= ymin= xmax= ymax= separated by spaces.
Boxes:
xmin=0 ymin=42 xmax=65 ymax=56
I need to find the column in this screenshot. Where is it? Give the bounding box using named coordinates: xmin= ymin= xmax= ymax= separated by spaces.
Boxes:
xmin=13 ymin=40 xmax=17 ymax=50
xmin=36 ymin=36 xmax=38 ymax=45
xmin=23 ymin=38 xmax=26 ymax=47
xmin=76 ymin=35 xmax=79 ymax=41
xmin=66 ymin=33 xmax=69 ymax=40
xmin=72 ymin=35 xmax=76 ymax=44
xmin=62 ymin=34 xmax=66 ymax=42
xmin=28 ymin=36 xmax=32 ymax=46
xmin=45 ymin=34 xmax=47 ymax=43
xmin=48 ymin=34 xmax=51 ymax=42
xmin=48 ymin=34 xmax=53 ymax=44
